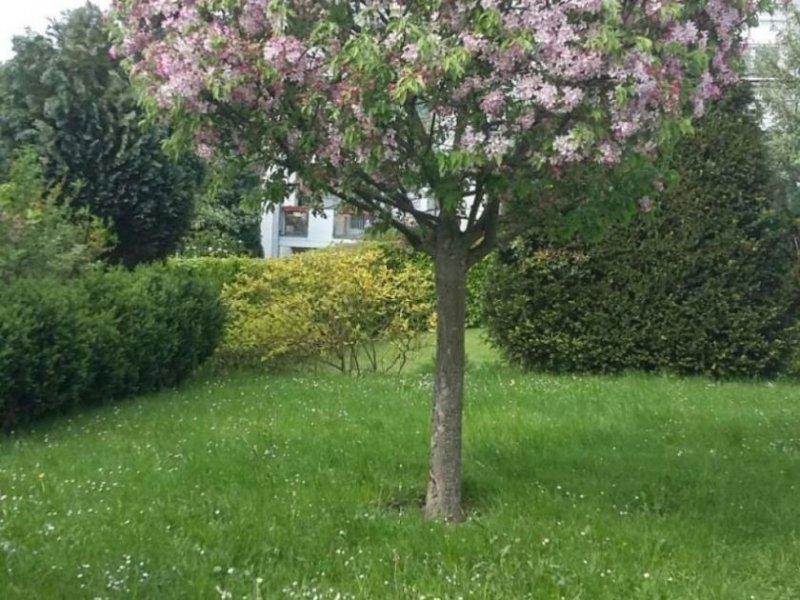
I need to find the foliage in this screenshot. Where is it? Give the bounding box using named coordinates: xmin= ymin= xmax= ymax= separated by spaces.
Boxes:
xmin=0 ymin=266 xmax=224 ymax=429
xmin=0 ymin=147 xmax=111 ymax=282
xmin=378 ymin=242 xmax=490 ymax=328
xmin=171 ymin=243 xmax=488 ymax=329
xmin=464 ymin=255 xmax=491 ymax=328
xmin=215 ymin=246 xmax=434 ymax=374
xmin=485 ymin=85 xmax=800 ymax=378
xmin=499 ymin=151 xmax=679 ymax=247
xmin=168 ymin=255 xmax=271 ymax=294
xmin=0 ymin=5 xmax=202 ymax=267
xmin=179 ymin=163 xmax=265 ymax=258
xmin=111 ymin=0 xmax=767 ymax=242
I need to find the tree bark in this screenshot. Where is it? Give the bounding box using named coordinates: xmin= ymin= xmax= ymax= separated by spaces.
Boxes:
xmin=424 ymin=225 xmax=468 ymax=522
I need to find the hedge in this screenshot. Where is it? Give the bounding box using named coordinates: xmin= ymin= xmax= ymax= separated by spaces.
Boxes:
xmin=0 ymin=266 xmax=223 ymax=429
xmin=484 ymin=85 xmax=800 ymax=379
xmin=211 ymin=245 xmax=435 ymax=373
xmin=169 ymin=242 xmax=491 ymax=329
xmin=167 ymin=255 xmax=271 ymax=293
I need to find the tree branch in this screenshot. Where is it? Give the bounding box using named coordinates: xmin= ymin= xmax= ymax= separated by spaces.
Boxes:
xmin=353 ymin=170 xmax=439 ymax=227
xmin=467 ymin=193 xmax=501 ymax=266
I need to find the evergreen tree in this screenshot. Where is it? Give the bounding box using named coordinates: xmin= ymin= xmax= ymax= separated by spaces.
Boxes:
xmin=485 ymin=85 xmax=800 ymax=378
xmin=0 ymin=4 xmax=201 ymax=266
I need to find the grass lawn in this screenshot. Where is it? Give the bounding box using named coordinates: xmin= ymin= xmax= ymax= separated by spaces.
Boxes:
xmin=1 ymin=332 xmax=799 ymax=599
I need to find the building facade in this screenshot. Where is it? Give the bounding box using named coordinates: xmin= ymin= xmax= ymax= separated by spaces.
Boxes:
xmin=260 ymin=195 xmax=437 ymax=258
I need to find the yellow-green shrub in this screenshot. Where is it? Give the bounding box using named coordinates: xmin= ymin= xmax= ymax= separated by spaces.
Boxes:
xmin=215 ymin=245 xmax=434 ymax=373
xmin=376 ymin=242 xmax=490 ymax=328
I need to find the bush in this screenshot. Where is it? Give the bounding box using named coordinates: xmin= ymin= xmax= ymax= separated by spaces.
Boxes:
xmin=215 ymin=245 xmax=435 ymax=373
xmin=171 ymin=241 xmax=491 ymax=327
xmin=0 ymin=266 xmax=223 ymax=429
xmin=0 ymin=280 xmax=92 ymax=423
xmin=168 ymin=255 xmax=271 ymax=294
xmin=484 ymin=85 xmax=800 ymax=379
xmin=465 ymin=256 xmax=491 ymax=328
xmin=374 ymin=242 xmax=490 ymax=328
xmin=0 ymin=147 xmax=110 ymax=282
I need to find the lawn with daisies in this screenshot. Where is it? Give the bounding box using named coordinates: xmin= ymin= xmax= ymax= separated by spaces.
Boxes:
xmin=1 ymin=333 xmax=799 ymax=599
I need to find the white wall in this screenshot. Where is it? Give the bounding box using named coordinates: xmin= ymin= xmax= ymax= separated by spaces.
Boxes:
xmin=260 ymin=206 xmax=361 ymax=258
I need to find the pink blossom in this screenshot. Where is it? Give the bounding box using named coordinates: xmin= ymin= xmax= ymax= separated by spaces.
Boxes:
xmin=401 ymin=44 xmax=420 ymax=62
xmin=196 ymin=143 xmax=214 ymax=159
xmin=480 ymin=91 xmax=505 ymax=117
xmin=460 ymin=127 xmax=486 ymax=152
xmin=111 ymin=0 xmax=763 ymax=185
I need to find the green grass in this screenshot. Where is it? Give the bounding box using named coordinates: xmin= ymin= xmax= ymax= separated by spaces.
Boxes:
xmin=392 ymin=329 xmax=502 ymax=374
xmin=1 ymin=337 xmax=799 ymax=599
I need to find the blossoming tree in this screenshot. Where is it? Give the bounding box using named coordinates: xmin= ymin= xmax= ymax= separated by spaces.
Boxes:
xmin=113 ymin=0 xmax=774 ymax=521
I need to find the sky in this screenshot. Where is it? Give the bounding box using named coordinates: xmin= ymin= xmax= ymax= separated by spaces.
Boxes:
xmin=0 ymin=0 xmax=111 ymax=62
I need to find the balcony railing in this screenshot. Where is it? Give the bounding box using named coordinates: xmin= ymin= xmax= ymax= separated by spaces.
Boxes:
xmin=280 ymin=206 xmax=309 ymax=237
xmin=334 ymin=212 xmax=371 ymax=239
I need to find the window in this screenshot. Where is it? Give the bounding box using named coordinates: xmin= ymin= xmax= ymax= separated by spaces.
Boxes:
xmin=280 ymin=207 xmax=309 ymax=237
xmin=334 ymin=212 xmax=371 ymax=239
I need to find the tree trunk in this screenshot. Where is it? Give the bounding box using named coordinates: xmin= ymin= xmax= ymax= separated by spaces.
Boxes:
xmin=424 ymin=227 xmax=468 ymax=522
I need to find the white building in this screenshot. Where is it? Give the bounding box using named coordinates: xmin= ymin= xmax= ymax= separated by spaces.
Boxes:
xmin=750 ymin=9 xmax=786 ymax=50
xmin=260 ymin=199 xmax=367 ymax=258
xmin=260 ymin=194 xmax=438 ymax=258
xmin=747 ymin=9 xmax=786 ymax=80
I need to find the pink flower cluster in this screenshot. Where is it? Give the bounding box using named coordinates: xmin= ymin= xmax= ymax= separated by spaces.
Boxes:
xmin=110 ymin=0 xmax=774 ymax=184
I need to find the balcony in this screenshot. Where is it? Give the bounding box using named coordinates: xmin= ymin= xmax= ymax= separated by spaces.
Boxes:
xmin=280 ymin=206 xmax=309 ymax=237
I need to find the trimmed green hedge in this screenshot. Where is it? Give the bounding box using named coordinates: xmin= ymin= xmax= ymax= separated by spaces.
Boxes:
xmin=484 ymin=86 xmax=800 ymax=379
xmin=0 ymin=266 xmax=223 ymax=429
xmin=167 ymin=255 xmax=270 ymax=293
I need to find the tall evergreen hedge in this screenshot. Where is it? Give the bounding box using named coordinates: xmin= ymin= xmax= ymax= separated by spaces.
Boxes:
xmin=484 ymin=86 xmax=800 ymax=378
xmin=0 ymin=266 xmax=224 ymax=430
